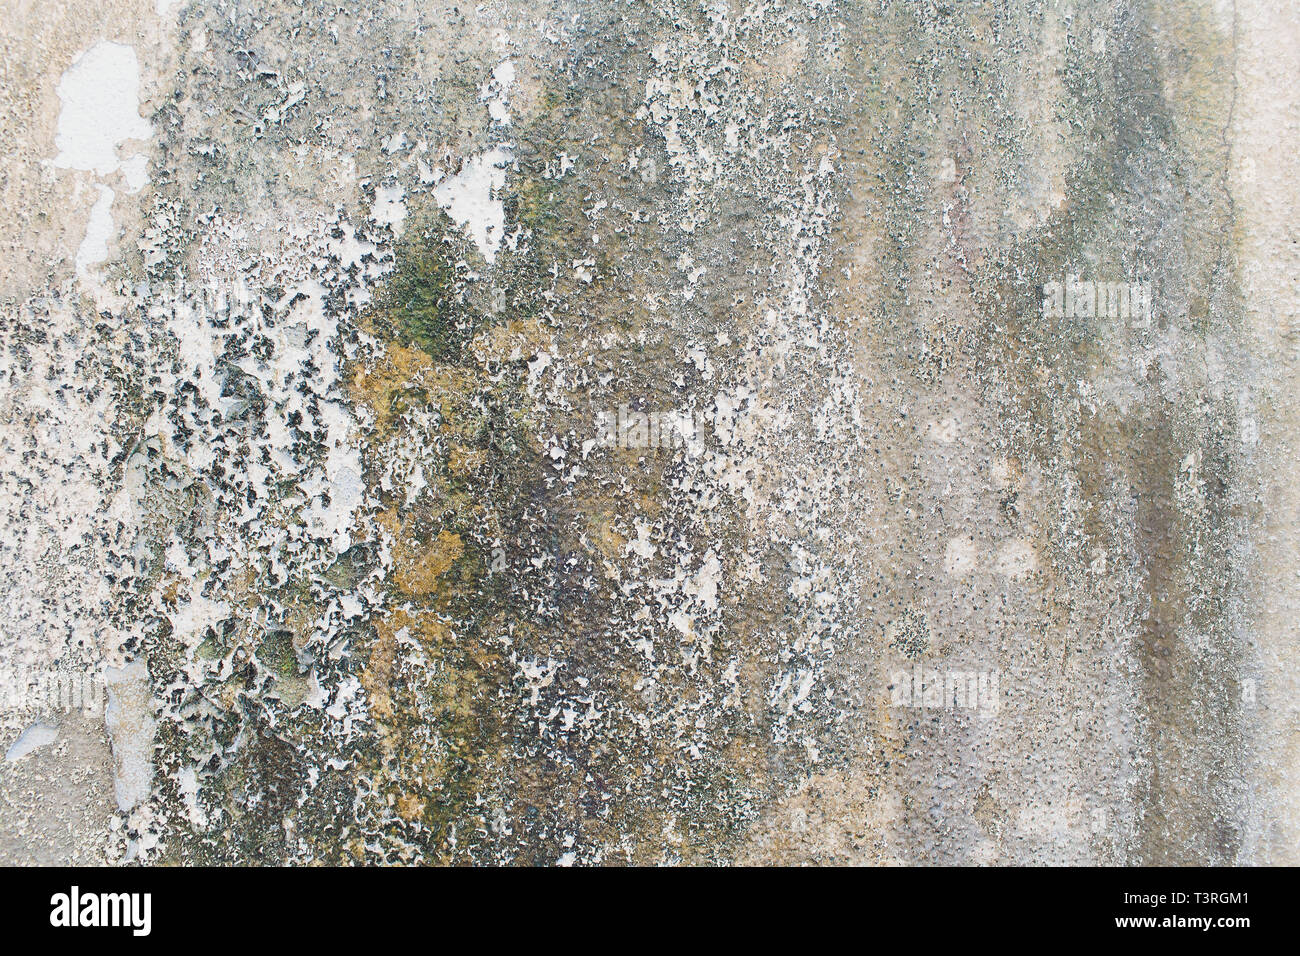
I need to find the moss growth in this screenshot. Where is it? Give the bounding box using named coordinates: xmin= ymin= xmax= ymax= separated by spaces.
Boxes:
xmin=373 ymin=227 xmax=480 ymax=362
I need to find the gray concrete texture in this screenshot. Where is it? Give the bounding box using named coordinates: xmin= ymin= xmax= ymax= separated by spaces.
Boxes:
xmin=0 ymin=0 xmax=1297 ymax=864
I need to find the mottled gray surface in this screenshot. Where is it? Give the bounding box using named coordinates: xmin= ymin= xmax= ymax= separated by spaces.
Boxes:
xmin=0 ymin=0 xmax=1297 ymax=864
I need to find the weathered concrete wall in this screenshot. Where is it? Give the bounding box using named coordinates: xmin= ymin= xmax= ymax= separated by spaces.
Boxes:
xmin=1 ymin=0 xmax=1296 ymax=864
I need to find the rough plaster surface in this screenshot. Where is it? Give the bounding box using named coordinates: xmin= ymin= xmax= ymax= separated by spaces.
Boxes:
xmin=0 ymin=0 xmax=1297 ymax=865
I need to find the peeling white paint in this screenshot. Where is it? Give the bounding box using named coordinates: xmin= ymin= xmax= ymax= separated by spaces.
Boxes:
xmin=52 ymin=42 xmax=151 ymax=177
xmin=433 ymin=146 xmax=511 ymax=264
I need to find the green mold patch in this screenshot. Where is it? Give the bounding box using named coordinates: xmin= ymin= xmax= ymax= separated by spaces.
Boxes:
xmin=372 ymin=225 xmax=482 ymax=362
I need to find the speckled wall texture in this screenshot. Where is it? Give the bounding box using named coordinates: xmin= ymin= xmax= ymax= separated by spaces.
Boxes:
xmin=1 ymin=0 xmax=1297 ymax=865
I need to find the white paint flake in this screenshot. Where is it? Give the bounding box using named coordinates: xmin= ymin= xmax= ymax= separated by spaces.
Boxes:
xmin=52 ymin=42 xmax=151 ymax=177
xmin=433 ymin=146 xmax=511 ymax=264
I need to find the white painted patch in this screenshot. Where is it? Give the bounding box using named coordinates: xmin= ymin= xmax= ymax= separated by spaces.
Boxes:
xmin=433 ymin=146 xmax=511 ymax=264
xmin=481 ymin=59 xmax=516 ymax=126
xmin=944 ymin=536 xmax=976 ymax=577
xmin=5 ymin=722 xmax=58 ymax=762
xmin=104 ymin=661 xmax=156 ymax=812
xmin=370 ymin=182 xmax=407 ymax=237
xmin=75 ymin=185 xmax=116 ymax=279
xmin=52 ymin=42 xmax=151 ymax=177
xmin=53 ymin=42 xmax=153 ymax=287
xmin=120 ymin=154 xmax=150 ymax=193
